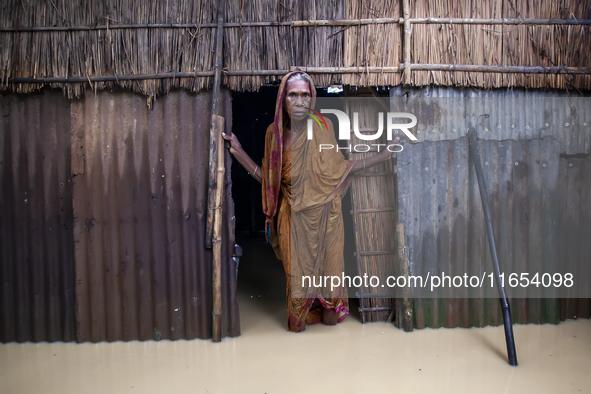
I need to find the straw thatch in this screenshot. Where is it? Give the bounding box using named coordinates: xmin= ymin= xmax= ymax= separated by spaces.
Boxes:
xmin=1 ymin=0 xmax=590 ymax=100
xmin=342 ymin=0 xmax=402 ymax=87
xmin=1 ymin=0 xmax=218 ymax=101
xmin=410 ymin=0 xmax=591 ymax=89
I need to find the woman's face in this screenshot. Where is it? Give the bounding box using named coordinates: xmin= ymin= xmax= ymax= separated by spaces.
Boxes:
xmin=283 ymin=79 xmax=311 ymax=122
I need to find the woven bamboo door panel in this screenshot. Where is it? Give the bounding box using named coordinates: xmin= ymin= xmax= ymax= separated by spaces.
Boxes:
xmin=344 ymin=94 xmax=398 ymax=323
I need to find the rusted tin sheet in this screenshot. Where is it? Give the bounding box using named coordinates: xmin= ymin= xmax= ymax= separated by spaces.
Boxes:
xmin=558 ymin=155 xmax=591 ymax=320
xmin=397 ymin=136 xmax=571 ymax=328
xmin=390 ymin=86 xmax=591 ymax=155
xmin=0 ymin=91 xmax=76 ymax=342
xmin=71 ymin=88 xmax=239 ymax=342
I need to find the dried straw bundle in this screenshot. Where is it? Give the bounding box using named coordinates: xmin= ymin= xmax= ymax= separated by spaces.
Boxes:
xmin=0 ymin=0 xmax=217 ymax=101
xmin=410 ymin=0 xmax=591 ymax=89
xmin=343 ymin=0 xmax=402 ymax=87
xmin=1 ymin=0 xmax=590 ymax=100
xmin=222 ymin=0 xmax=345 ymax=91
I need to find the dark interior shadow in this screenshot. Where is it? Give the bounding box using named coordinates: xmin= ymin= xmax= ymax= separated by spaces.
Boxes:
xmin=236 ymin=232 xmax=288 ymax=331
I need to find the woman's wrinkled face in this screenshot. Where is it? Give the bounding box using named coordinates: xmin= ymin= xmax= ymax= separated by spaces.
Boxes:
xmin=283 ymin=79 xmax=311 ymax=122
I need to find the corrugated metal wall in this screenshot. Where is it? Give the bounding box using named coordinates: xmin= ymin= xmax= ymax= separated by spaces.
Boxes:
xmin=398 ymin=137 xmax=566 ymax=328
xmin=392 ymin=87 xmax=591 ymax=328
xmin=0 ymin=91 xmax=76 ymax=342
xmin=390 ymin=86 xmax=591 ymax=154
xmin=559 ymin=156 xmax=591 ymax=321
xmin=1 ymin=88 xmax=239 ymax=343
xmin=71 ymin=89 xmax=239 ymax=342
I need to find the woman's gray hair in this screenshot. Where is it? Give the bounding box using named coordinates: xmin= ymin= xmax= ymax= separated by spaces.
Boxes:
xmin=287 ymin=73 xmax=311 ymax=84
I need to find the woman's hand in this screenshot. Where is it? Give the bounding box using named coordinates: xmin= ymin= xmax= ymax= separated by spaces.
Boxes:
xmin=222 ymin=132 xmax=242 ymax=155
xmin=221 ymin=132 xmax=262 ymax=183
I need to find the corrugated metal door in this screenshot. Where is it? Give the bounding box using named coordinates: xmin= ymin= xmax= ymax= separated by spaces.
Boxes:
xmin=71 ymin=89 xmax=239 ymax=342
xmin=0 ymin=91 xmax=76 ymax=342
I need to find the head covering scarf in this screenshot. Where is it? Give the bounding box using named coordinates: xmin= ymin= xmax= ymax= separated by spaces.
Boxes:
xmin=261 ymin=71 xmax=316 ymax=232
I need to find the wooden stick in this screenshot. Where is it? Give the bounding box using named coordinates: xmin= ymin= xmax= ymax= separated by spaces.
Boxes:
xmin=212 ymin=115 xmax=225 ymax=343
xmin=395 ymin=223 xmax=413 ymax=332
xmin=225 ymin=69 xmax=289 ymax=75
xmin=291 ymin=18 xmax=401 ymax=26
xmin=6 ymin=64 xmax=591 ymax=88
xmin=290 ymin=66 xmax=400 ymax=73
xmin=407 ymin=64 xmax=591 ymax=74
xmin=3 ymin=18 xmax=590 ymax=32
xmin=206 ymin=0 xmax=226 ymax=250
xmin=402 ymin=0 xmax=412 ymax=85
xmin=408 ymin=18 xmax=591 ymax=25
xmin=5 ymin=72 xmax=214 ymax=84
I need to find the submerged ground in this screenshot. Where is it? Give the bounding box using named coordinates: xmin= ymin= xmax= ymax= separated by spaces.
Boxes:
xmin=1 ymin=234 xmax=589 ymax=393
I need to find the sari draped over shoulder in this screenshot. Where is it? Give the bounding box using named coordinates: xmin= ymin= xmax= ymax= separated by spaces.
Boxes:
xmin=261 ymin=71 xmax=354 ymax=332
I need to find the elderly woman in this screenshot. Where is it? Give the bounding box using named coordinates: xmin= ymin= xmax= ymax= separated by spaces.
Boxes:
xmin=223 ymin=71 xmax=398 ymax=332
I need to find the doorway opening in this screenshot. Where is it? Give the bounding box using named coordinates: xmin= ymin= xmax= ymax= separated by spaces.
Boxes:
xmin=229 ymin=86 xmax=361 ymax=333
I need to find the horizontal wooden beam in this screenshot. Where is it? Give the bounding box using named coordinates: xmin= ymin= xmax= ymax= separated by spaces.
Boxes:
xmin=1 ymin=18 xmax=590 ymax=32
xmin=5 ymin=71 xmax=214 ymax=84
xmin=291 ymin=66 xmax=400 ymax=73
xmin=6 ymin=63 xmax=591 ymax=85
xmin=408 ymin=18 xmax=591 ymax=25
xmin=407 ymin=64 xmax=591 ymax=74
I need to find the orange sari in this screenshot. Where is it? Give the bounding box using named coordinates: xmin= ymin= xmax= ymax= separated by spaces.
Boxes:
xmin=261 ymin=71 xmax=355 ymax=332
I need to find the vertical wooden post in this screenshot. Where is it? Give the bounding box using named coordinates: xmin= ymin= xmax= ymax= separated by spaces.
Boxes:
xmin=212 ymin=115 xmax=225 ymax=342
xmin=396 ymin=223 xmax=413 ymax=332
xmin=402 ymin=0 xmax=412 ymax=85
xmin=206 ymin=0 xmax=226 ymax=249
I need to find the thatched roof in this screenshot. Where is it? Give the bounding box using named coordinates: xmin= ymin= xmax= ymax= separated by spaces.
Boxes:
xmin=1 ymin=0 xmax=590 ymax=100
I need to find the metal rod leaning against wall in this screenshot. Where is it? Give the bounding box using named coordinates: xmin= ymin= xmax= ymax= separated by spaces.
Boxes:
xmin=206 ymin=0 xmax=226 ymax=249
xmin=467 ymin=128 xmax=518 ymax=367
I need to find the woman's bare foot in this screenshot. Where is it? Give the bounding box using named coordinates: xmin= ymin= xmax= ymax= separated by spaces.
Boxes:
xmin=321 ymin=308 xmax=338 ymax=325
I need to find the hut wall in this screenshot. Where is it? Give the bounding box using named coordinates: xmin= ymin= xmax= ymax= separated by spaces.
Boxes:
xmin=392 ymin=86 xmax=591 ymax=328
xmin=0 ymin=88 xmax=239 ymax=343
xmin=2 ymin=0 xmax=589 ymax=96
xmin=0 ymin=91 xmax=76 ymax=342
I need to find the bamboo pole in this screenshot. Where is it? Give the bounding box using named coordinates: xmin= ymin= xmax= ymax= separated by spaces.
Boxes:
xmin=407 ymin=64 xmax=591 ymax=74
xmin=291 ymin=18 xmax=401 ymax=26
xmin=395 ymin=223 xmax=413 ymax=332
xmin=212 ymin=115 xmax=225 ymax=343
xmin=2 ymin=18 xmax=590 ymax=31
xmin=402 ymin=0 xmax=412 ymax=85
xmin=5 ymin=71 xmax=214 ymax=84
xmin=409 ymin=18 xmax=591 ymax=25
xmin=206 ymin=0 xmax=226 ymax=249
xmin=225 ymin=70 xmax=289 ymax=75
xmin=290 ymin=66 xmax=400 ymax=73
xmin=6 ymin=63 xmax=591 ymax=87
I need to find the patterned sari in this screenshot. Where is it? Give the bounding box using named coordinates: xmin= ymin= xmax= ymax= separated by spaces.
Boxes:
xmin=261 ymin=71 xmax=355 ymax=332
